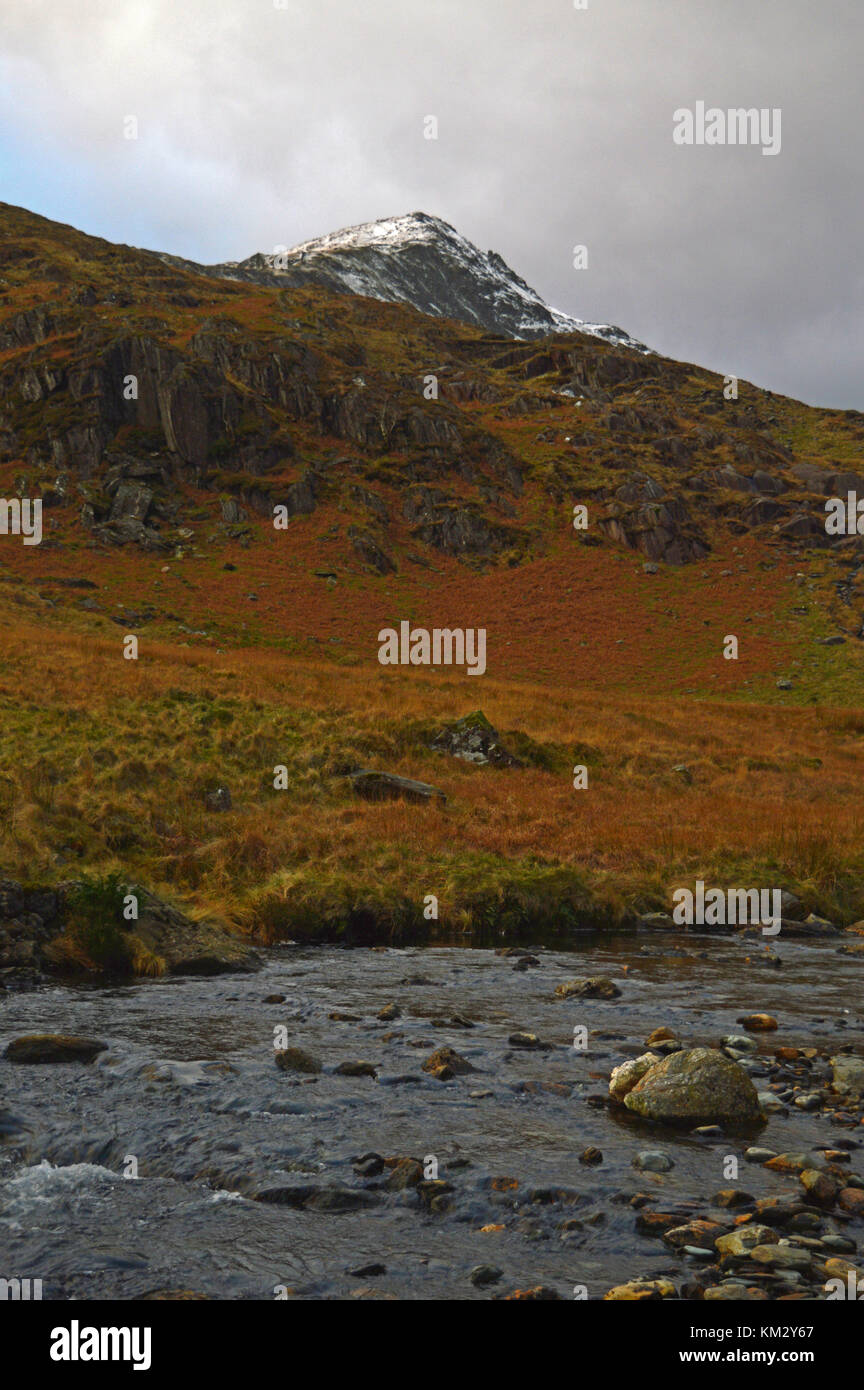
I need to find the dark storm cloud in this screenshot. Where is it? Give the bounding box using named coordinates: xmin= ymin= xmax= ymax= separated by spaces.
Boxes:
xmin=1 ymin=0 xmax=861 ymax=406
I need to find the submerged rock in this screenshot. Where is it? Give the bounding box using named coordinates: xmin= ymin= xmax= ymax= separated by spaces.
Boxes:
xmin=421 ymin=1046 xmax=475 ymax=1076
xmin=275 ymin=1048 xmax=322 ymax=1075
xmin=334 ymin=1060 xmax=378 ymax=1078
xmin=555 ymin=977 xmax=621 ymax=1000
xmin=4 ymin=1034 xmax=108 ymax=1064
xmin=622 ymin=1047 xmax=764 ymax=1127
xmin=507 ymin=1032 xmax=553 ymax=1051
xmin=634 ymin=1150 xmax=674 ymax=1173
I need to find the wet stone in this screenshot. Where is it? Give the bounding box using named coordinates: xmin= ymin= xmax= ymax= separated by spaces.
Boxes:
xmin=4 ymin=1034 xmax=108 ymax=1064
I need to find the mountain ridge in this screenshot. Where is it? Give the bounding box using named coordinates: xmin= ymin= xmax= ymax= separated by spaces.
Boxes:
xmin=154 ymin=210 xmax=648 ymax=352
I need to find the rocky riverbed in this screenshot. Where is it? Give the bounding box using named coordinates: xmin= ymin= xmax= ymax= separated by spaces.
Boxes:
xmin=1 ymin=932 xmax=863 ymax=1300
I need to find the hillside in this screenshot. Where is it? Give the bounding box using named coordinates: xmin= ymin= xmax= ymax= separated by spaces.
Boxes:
xmin=1 ymin=199 xmax=863 ymax=963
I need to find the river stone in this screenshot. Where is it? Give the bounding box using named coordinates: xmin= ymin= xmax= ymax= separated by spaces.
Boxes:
xmin=749 ymin=1245 xmax=813 ymax=1271
xmin=713 ymin=1188 xmax=755 ymax=1209
xmin=800 ymin=1162 xmax=844 ymax=1206
xmin=757 ymin=1092 xmax=786 ymax=1114
xmin=555 ymin=977 xmax=621 ymax=1001
xmin=831 ymin=1055 xmax=864 ymax=1099
xmin=663 ymin=1220 xmax=727 ymax=1249
xmin=470 ymin=1264 xmax=503 ymax=1287
xmin=421 ymin=1046 xmax=474 ymax=1075
xmin=737 ymin=1014 xmax=778 ymax=1031
xmin=634 ymin=1149 xmax=674 ymax=1173
xmin=4 ymin=1034 xmax=108 ymax=1064
xmin=507 ymin=1033 xmax=552 ymax=1051
xmin=623 ymin=1047 xmax=763 ymax=1127
xmin=604 ymin=1278 xmax=677 ymax=1301
xmin=275 ymin=1047 xmax=321 ymax=1075
xmin=385 ymin=1158 xmax=424 ymax=1190
xmin=716 ymin=1225 xmax=779 ymax=1257
xmin=764 ymin=1152 xmax=809 ymax=1173
xmin=704 ymin=1284 xmax=767 ymax=1301
xmin=609 ymin=1052 xmax=661 ymax=1101
xmin=822 ymin=1235 xmax=857 ymax=1254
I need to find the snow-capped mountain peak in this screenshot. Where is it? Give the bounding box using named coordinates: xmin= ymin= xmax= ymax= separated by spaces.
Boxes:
xmin=165 ymin=212 xmax=646 ymax=351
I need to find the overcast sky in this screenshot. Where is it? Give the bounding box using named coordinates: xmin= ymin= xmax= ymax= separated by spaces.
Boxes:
xmin=1 ymin=0 xmax=861 ymax=408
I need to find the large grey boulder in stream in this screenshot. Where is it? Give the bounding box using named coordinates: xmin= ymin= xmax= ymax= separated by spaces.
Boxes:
xmin=623 ymin=1047 xmax=764 ymax=1127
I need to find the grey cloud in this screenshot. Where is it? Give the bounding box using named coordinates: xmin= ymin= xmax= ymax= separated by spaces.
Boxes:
xmin=1 ymin=0 xmax=861 ymax=405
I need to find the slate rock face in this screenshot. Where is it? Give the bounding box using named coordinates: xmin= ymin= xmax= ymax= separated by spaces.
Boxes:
xmin=623 ymin=1047 xmax=764 ymax=1127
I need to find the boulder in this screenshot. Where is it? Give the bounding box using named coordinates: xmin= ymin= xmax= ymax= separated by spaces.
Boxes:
xmin=431 ymin=711 xmax=522 ymax=768
xmin=623 ymin=1047 xmax=764 ymax=1127
xmin=350 ymin=770 xmax=446 ymax=805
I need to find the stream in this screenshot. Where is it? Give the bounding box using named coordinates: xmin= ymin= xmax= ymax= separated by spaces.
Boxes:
xmin=1 ymin=933 xmax=862 ymax=1300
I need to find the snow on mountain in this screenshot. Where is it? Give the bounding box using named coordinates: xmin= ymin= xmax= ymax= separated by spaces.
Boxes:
xmin=165 ymin=212 xmax=647 ymax=352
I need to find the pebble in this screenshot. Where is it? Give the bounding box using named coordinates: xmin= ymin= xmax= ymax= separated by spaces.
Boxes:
xmin=738 ymin=1014 xmax=779 ymax=1031
xmin=507 ymin=1033 xmax=552 ymax=1051
xmin=794 ymin=1093 xmax=822 ymax=1111
xmin=745 ymin=1147 xmax=779 ymax=1163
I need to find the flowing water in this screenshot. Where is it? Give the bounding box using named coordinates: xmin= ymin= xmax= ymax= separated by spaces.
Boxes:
xmin=1 ymin=933 xmax=861 ymax=1300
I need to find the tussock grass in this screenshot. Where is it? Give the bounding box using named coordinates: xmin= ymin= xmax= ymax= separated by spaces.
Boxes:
xmin=1 ymin=602 xmax=863 ymax=938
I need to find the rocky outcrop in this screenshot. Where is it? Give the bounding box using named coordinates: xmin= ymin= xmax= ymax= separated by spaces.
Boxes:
xmin=431 ymin=711 xmax=522 ymax=767
xmin=0 ymin=877 xmax=259 ymax=984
